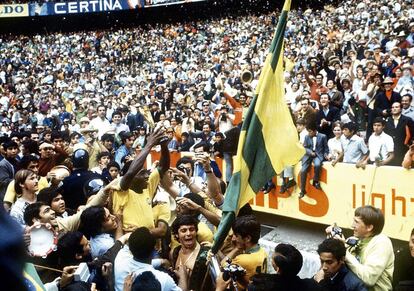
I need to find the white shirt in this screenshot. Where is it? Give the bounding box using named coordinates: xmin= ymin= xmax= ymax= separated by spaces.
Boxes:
xmin=90 ymin=117 xmax=111 ymax=138
xmin=328 ymin=137 xmax=343 ymax=160
xmin=114 ymin=246 xmax=181 ymax=291
xmin=368 ymin=132 xmax=394 ymax=162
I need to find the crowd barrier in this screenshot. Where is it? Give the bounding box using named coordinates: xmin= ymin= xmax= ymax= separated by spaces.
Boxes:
xmin=147 ymin=152 xmax=414 ymax=241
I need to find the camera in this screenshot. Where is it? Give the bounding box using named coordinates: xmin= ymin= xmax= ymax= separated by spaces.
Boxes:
xmin=222 ymin=263 xmax=246 ymax=282
xmin=331 ymin=225 xmax=342 ymax=237
xmin=346 ymin=237 xmax=359 ymax=247
xmin=177 ymin=164 xmax=190 ymax=176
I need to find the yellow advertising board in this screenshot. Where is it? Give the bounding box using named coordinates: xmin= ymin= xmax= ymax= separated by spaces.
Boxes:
xmin=0 ymin=4 xmax=29 ymax=18
xmin=251 ymin=163 xmax=414 ymax=241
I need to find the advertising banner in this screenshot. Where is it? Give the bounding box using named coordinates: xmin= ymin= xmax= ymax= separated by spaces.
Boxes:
xmin=0 ymin=4 xmax=29 ymax=18
xmin=250 ymin=163 xmax=414 ymax=242
xmin=28 ymin=0 xmax=205 ymax=16
xmin=29 ymin=0 xmax=129 ymax=16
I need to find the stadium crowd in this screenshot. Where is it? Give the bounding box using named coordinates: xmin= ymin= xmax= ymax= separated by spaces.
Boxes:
xmin=1 ymin=0 xmax=414 ymax=290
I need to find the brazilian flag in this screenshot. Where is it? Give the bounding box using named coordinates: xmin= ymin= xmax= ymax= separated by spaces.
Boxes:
xmin=212 ymin=0 xmax=304 ymax=253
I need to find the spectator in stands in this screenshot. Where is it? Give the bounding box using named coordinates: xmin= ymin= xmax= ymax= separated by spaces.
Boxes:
xmin=401 ymin=94 xmax=414 ymax=121
xmin=339 ymin=122 xmax=368 ymax=168
xmin=361 ymin=117 xmax=395 ymax=167
xmin=299 ymin=123 xmax=328 ymax=198
xmin=0 ymin=140 xmax=19 ymax=202
xmin=328 ymin=122 xmax=343 ymax=166
xmin=316 ymin=93 xmax=341 ymax=139
xmin=90 ymin=105 xmax=110 ymax=138
xmin=384 ymin=102 xmax=414 ymax=165
xmin=295 ymin=98 xmax=317 ymax=127
xmin=115 ymin=131 xmax=135 ymax=168
xmin=38 ymin=142 xmax=68 ymax=177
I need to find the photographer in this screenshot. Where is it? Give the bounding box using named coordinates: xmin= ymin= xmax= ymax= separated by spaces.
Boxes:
xmin=221 ymin=215 xmax=267 ymax=289
xmin=214 ymin=105 xmax=235 ymax=133
xmin=325 ymin=206 xmax=394 ymax=291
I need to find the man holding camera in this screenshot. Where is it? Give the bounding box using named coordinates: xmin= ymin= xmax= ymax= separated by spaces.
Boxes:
xmin=326 ymin=206 xmax=394 ymax=291
xmin=221 ymin=215 xmax=267 ymax=289
xmin=214 ymin=105 xmax=235 ymax=133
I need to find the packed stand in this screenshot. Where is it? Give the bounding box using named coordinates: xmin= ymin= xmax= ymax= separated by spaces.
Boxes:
xmin=2 ymin=0 xmax=414 ymax=290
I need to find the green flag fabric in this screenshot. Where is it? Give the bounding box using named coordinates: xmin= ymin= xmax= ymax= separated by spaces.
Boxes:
xmin=212 ymin=0 xmax=304 ymax=254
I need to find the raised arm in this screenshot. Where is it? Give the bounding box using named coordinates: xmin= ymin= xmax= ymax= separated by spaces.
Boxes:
xmin=120 ymin=128 xmax=165 ymax=191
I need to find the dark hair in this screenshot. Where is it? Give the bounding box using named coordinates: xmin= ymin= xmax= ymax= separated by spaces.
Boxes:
xmin=372 ymin=117 xmax=385 ymax=126
xmin=51 ymin=131 xmax=62 ymax=141
xmin=296 ymin=118 xmax=306 ymax=125
xmin=193 ymin=142 xmax=210 ymax=152
xmin=273 ymin=243 xmax=303 ymax=278
xmin=402 ymin=94 xmax=413 ymax=102
xmin=354 ymin=205 xmax=385 ymax=235
xmin=317 ymin=238 xmax=346 ymax=261
xmin=112 ymin=110 xmax=123 ymax=119
xmin=248 ymin=274 xmax=280 ymax=291
xmin=96 ymin=151 xmax=111 ymax=163
xmin=21 ymin=140 xmax=39 ymax=155
xmin=132 ymin=271 xmax=161 ymax=291
xmin=172 ymin=215 xmax=199 ymax=238
xmin=57 ymin=231 xmax=84 ymax=267
xmin=79 ymin=206 xmax=106 ymax=238
xmin=305 ymin=122 xmax=317 ymax=132
xmin=2 ymin=140 xmax=18 ymax=150
xmin=232 ymin=215 xmax=260 ymax=244
xmin=184 ymin=192 xmax=205 ymax=208
xmin=9 ymin=132 xmax=21 ymax=140
xmin=37 ymin=187 xmax=60 ymax=206
xmin=101 ymin=133 xmax=114 ymax=143
xmin=237 ymin=203 xmax=253 ymax=217
xmin=97 ymin=104 xmax=106 ymax=111
xmin=24 ymin=202 xmax=47 ymax=226
xmin=176 ymin=157 xmax=194 ymax=171
xmin=107 ymin=161 xmax=120 ymax=171
xmin=128 ymin=227 xmax=156 ymax=261
xmin=342 ymin=122 xmax=357 ymax=133
xmin=120 ymin=131 xmax=133 ymax=143
xmin=20 ymin=155 xmax=39 ymax=169
xmin=70 ymin=132 xmax=81 ymax=140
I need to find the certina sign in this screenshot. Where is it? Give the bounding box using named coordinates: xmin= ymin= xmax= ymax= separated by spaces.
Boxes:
xmin=0 ymin=4 xmax=29 ymax=17
xmin=54 ymin=0 xmax=123 ymax=14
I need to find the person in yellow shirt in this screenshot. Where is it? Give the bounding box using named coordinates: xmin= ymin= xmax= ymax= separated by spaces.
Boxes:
xmin=221 ymin=215 xmax=267 ymax=289
xmin=3 ymin=155 xmax=50 ymax=212
xmin=111 ymin=128 xmax=170 ymax=239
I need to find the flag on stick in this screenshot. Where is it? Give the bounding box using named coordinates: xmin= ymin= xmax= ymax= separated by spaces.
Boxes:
xmin=211 ymin=0 xmax=304 ymax=253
